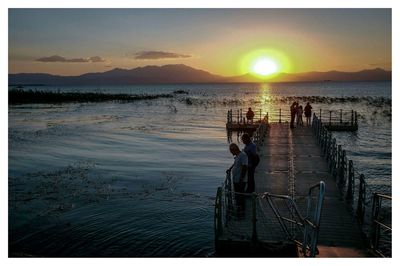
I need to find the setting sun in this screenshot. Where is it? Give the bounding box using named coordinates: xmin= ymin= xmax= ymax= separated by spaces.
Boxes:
xmin=239 ymin=48 xmax=292 ymax=79
xmin=252 ymin=58 xmax=278 ymax=76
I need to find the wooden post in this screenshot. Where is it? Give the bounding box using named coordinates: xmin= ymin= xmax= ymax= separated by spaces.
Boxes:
xmin=340 ymin=109 xmax=343 ymax=124
xmin=259 ymin=109 xmax=262 ymax=123
xmin=319 ymin=109 xmax=322 ymax=120
xmin=279 ymin=109 xmax=282 ymax=123
xmin=252 ymin=193 xmax=258 ymax=241
xmin=237 ymin=110 xmax=239 ymax=124
xmin=329 ymin=111 xmax=332 ymax=126
xmin=240 ymin=109 xmax=242 ymax=123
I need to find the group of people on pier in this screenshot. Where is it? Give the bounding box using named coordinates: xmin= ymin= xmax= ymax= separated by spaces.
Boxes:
xmin=227 ymin=102 xmax=314 ymax=217
xmin=290 ymin=102 xmax=313 ymax=128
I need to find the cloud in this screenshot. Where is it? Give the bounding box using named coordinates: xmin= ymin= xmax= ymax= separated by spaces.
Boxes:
xmin=36 ymin=55 xmax=106 ymax=63
xmin=90 ymin=56 xmax=106 ymax=62
xmin=133 ymin=51 xmax=191 ymax=60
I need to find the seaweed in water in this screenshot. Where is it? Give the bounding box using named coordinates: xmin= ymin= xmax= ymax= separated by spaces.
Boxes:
xmin=8 ymin=89 xmax=174 ymax=105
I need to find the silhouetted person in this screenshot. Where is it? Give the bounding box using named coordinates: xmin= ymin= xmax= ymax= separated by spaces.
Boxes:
xmin=290 ymin=102 xmax=298 ymax=128
xmin=229 ymin=143 xmax=248 ymax=217
xmin=246 ymin=107 xmax=255 ymax=124
xmin=297 ymin=105 xmax=303 ymax=126
xmin=241 ymin=133 xmax=259 ymax=193
xmin=304 ymin=102 xmax=313 ymax=126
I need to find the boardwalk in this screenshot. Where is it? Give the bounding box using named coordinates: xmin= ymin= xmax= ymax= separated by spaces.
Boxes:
xmin=216 ymin=122 xmax=368 ymax=257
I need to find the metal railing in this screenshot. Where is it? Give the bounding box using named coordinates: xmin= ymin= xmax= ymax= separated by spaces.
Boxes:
xmin=214 ymin=169 xmax=325 ymax=257
xmin=262 ymin=181 xmax=325 ymax=257
xmin=227 ymin=108 xmax=265 ymax=124
xmin=311 ymin=113 xmax=391 ymax=257
xmin=227 ymin=108 xmax=357 ymax=126
xmin=369 ymin=193 xmax=392 ymax=257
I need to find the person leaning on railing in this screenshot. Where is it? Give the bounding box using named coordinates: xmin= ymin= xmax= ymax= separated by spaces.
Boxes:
xmin=229 ymin=143 xmax=248 ymax=217
xmin=241 ymin=133 xmax=260 ymax=193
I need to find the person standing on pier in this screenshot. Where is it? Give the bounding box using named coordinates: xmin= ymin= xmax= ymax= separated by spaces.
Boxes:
xmin=290 ymin=102 xmax=298 ymax=128
xmin=229 ymin=143 xmax=248 ymax=217
xmin=246 ymin=107 xmax=255 ymax=124
xmin=241 ymin=133 xmax=259 ymax=193
xmin=297 ymin=105 xmax=304 ymax=126
xmin=304 ymin=102 xmax=313 ymax=126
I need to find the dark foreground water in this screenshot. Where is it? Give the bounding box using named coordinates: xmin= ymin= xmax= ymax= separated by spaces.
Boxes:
xmin=9 ymin=82 xmax=391 ymax=256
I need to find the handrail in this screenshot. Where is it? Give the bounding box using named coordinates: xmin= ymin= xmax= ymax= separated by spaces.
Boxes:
xmin=261 ymin=182 xmax=325 ymax=257
xmin=312 ymin=113 xmax=391 ymax=257
xmin=227 ymin=108 xmax=357 ymax=125
xmin=369 ymin=193 xmax=392 ymax=257
xmin=216 ymin=181 xmax=325 ymax=257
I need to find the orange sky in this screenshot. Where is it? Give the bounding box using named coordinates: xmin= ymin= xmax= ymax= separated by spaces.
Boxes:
xmin=9 ymin=9 xmax=391 ymax=76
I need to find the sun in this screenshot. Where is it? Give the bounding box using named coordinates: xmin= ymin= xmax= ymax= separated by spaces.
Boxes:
xmin=240 ymin=48 xmax=291 ymax=79
xmin=252 ymin=58 xmax=278 ymax=76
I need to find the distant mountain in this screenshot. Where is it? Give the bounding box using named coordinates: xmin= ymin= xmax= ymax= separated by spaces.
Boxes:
xmin=268 ymin=68 xmax=392 ymax=82
xmin=9 ymin=64 xmax=224 ymax=85
xmin=9 ymin=65 xmax=391 ymax=85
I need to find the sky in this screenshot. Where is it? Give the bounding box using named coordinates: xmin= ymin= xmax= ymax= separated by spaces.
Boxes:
xmin=8 ymin=8 xmax=392 ymax=76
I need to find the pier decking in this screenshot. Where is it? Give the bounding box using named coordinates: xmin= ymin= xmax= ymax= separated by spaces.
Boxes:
xmin=257 ymin=123 xmax=365 ymax=253
xmin=215 ymin=109 xmax=391 ymax=257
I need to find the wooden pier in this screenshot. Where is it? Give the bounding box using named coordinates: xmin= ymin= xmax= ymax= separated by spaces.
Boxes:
xmin=215 ymin=109 xmax=391 ymax=257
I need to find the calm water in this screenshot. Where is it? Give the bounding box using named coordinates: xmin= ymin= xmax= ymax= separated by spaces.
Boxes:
xmin=9 ymin=82 xmax=391 ymax=257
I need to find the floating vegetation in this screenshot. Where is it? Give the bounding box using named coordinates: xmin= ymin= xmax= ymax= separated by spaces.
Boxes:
xmin=173 ymin=90 xmax=189 ymax=94
xmin=177 ymin=95 xmax=391 ymax=108
xmin=9 ymin=89 xmax=173 ymax=105
xmin=9 ymin=161 xmax=114 ymax=216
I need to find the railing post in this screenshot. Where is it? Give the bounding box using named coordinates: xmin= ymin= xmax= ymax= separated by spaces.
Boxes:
xmin=369 ymin=193 xmax=380 ymax=252
xmin=259 ymin=109 xmax=262 ymax=123
xmin=319 ymin=109 xmax=322 ymax=121
xmin=240 ymin=109 xmax=242 ymax=123
xmin=279 ymin=108 xmax=282 ymax=123
xmin=252 ymin=192 xmax=258 ymax=241
xmin=356 ymin=174 xmax=366 ymax=225
xmin=346 ymin=160 xmax=354 ymax=200
xmin=329 ymin=111 xmax=332 ymax=126
xmin=337 ymin=146 xmax=346 ymax=188
xmin=214 ymin=187 xmax=223 ymax=239
xmin=237 ymin=110 xmax=239 ymax=124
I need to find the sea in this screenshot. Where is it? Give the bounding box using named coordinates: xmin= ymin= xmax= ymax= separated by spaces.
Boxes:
xmin=8 ymin=81 xmax=391 ymax=257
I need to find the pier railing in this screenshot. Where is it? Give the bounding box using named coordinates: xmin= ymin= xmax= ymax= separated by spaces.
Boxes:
xmin=215 ymin=167 xmax=325 ymax=257
xmin=369 ymin=193 xmax=392 ymax=257
xmin=227 ymin=108 xmax=266 ymax=124
xmin=227 ymin=108 xmax=358 ymax=129
xmin=312 ymin=113 xmax=391 ymax=257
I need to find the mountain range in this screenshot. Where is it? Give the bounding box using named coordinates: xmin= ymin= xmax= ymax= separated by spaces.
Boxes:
xmin=9 ymin=64 xmax=391 ymax=85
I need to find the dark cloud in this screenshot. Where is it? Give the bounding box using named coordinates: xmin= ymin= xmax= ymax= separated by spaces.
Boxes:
xmin=90 ymin=56 xmax=106 ymax=62
xmin=134 ymin=51 xmax=191 ymax=60
xmin=36 ymin=55 xmax=105 ymax=63
xmin=36 ymin=55 xmax=68 ymax=62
